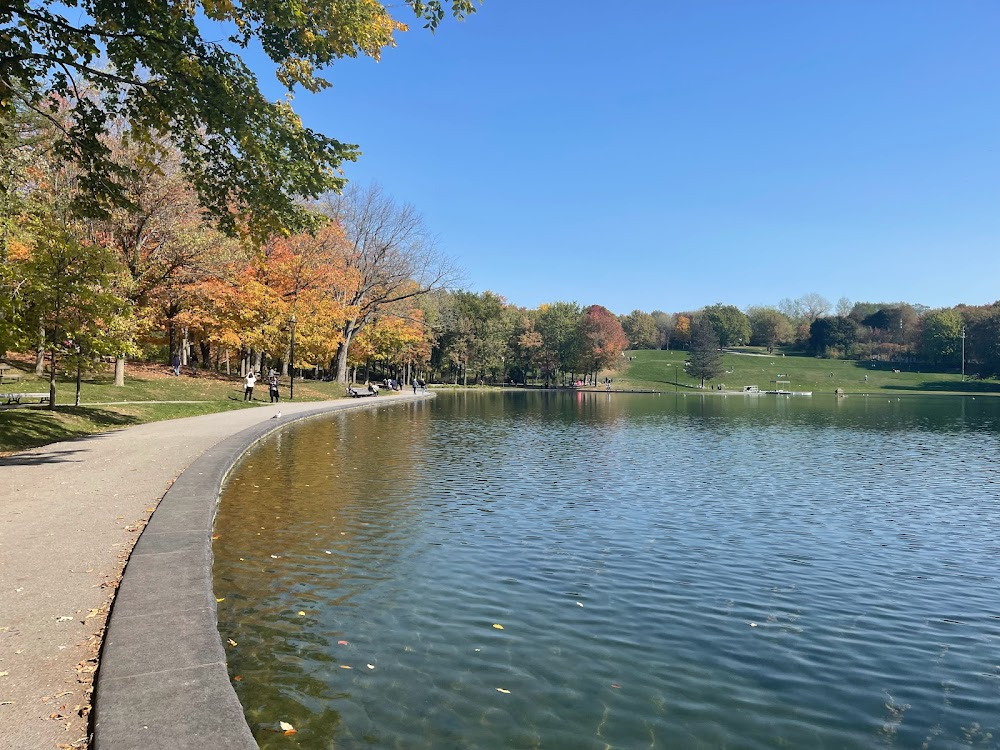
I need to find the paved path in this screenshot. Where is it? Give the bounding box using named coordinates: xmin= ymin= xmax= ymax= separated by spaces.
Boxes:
xmin=0 ymin=394 xmax=425 ymax=750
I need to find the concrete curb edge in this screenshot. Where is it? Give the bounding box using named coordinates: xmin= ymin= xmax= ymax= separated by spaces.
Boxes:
xmin=92 ymin=394 xmax=433 ymax=749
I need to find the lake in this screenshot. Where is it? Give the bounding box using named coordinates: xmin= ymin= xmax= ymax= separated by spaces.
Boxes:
xmin=214 ymin=391 xmax=1000 ymax=749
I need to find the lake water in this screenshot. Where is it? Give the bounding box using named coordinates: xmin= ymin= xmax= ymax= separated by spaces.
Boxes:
xmin=214 ymin=392 xmax=1000 ymax=749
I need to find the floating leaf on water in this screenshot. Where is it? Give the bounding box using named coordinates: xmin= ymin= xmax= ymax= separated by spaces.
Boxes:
xmin=340 ymin=665 xmax=352 ymax=669
xmin=366 ymin=664 xmax=375 ymax=670
xmin=611 ymin=683 xmax=621 ymax=689
xmin=212 ymin=534 xmax=220 ymax=540
xmin=750 ymin=622 xmax=758 ymax=627
xmin=216 ymin=598 xmax=225 ymax=603
xmin=496 ymin=688 xmax=511 ymax=694
xmin=577 ymin=602 xmax=584 ymax=607
xmin=227 ymin=639 xmax=238 ymax=647
xmin=298 ymin=611 xmax=306 ymax=616
xmin=270 ymin=555 xmax=280 ymax=559
xmin=279 ymin=720 xmax=296 ymax=735
xmin=492 ymin=624 xmax=504 ymax=630
xmin=233 ymin=675 xmax=243 ymax=681
xmin=324 ymin=550 xmax=332 ymax=554
xmin=338 ymin=640 xmax=349 ymax=645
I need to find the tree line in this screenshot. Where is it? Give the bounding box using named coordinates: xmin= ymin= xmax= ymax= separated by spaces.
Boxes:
xmin=620 ymin=295 xmax=1000 ymax=378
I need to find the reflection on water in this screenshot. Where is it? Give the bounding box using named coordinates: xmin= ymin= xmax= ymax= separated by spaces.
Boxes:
xmin=214 ymin=393 xmax=1000 ymax=749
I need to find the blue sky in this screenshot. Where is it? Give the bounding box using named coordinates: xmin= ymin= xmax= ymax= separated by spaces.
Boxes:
xmin=249 ymin=1 xmax=1000 ymax=316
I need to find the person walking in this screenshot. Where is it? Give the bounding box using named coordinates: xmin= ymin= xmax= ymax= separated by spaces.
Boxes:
xmin=171 ymin=352 xmax=181 ymax=376
xmin=268 ymin=373 xmax=280 ymax=403
xmin=244 ymin=370 xmax=257 ymax=401
xmin=412 ymin=377 xmax=418 ymax=394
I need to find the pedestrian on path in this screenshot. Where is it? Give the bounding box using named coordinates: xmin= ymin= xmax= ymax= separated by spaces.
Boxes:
xmin=244 ymin=371 xmax=257 ymax=401
xmin=412 ymin=377 xmax=418 ymax=394
xmin=268 ymin=374 xmax=280 ymax=402
xmin=171 ymin=352 xmax=181 ymax=376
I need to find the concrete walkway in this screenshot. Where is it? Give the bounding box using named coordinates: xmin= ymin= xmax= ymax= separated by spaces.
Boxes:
xmin=0 ymin=393 xmax=429 ymax=750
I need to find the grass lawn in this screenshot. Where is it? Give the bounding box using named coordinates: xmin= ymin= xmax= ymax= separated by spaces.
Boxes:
xmin=612 ymin=348 xmax=1000 ymax=396
xmin=0 ymin=359 xmax=350 ymax=454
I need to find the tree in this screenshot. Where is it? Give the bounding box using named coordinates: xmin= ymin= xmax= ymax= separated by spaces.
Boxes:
xmin=963 ymin=303 xmax=1000 ymax=377
xmin=621 ymin=309 xmax=658 ymax=349
xmin=19 ymin=216 xmax=132 ymax=406
xmin=650 ymin=310 xmax=673 ymax=349
xmin=747 ymin=307 xmax=793 ymax=351
xmin=701 ymin=303 xmax=751 ymax=348
xmin=809 ymin=316 xmax=858 ymax=356
xmin=920 ymin=308 xmax=963 ymax=367
xmin=579 ymin=305 xmax=628 ymax=375
xmin=2 ymin=1 xmax=481 ymax=238
xmin=685 ymin=317 xmax=723 ymax=388
xmin=672 ymin=313 xmax=692 ymax=350
xmin=438 ymin=290 xmax=510 ymax=384
xmin=318 ymin=183 xmax=455 ymax=383
xmin=86 ymin=138 xmax=213 ymax=384
xmin=535 ymin=301 xmax=582 ymax=384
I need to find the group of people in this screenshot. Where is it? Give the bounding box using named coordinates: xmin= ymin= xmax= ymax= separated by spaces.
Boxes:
xmin=411 ymin=377 xmax=426 ymax=394
xmin=244 ymin=369 xmax=281 ymax=402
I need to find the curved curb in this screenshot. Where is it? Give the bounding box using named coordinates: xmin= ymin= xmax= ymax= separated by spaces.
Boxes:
xmin=93 ymin=394 xmax=433 ymax=749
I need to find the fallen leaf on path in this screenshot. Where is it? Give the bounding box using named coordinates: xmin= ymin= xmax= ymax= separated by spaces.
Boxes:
xmin=55 ymin=616 xmax=72 ymax=622
xmin=0 ymin=671 xmax=8 ymax=677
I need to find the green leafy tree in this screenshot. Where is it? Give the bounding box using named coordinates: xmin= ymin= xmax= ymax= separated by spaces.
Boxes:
xmin=685 ymin=317 xmax=723 ymax=388
xmin=809 ymin=316 xmax=858 ymax=356
xmin=920 ymin=308 xmax=963 ymax=367
xmin=650 ymin=310 xmax=673 ymax=349
xmin=747 ymin=306 xmax=793 ymax=351
xmin=20 ymin=217 xmax=133 ymax=406
xmin=963 ymin=303 xmax=1000 ymax=377
xmin=701 ymin=303 xmax=750 ymax=348
xmin=535 ymin=301 xmax=582 ymax=385
xmin=2 ymin=0 xmax=480 ymax=238
xmin=621 ymin=309 xmax=658 ymax=349
xmin=439 ymin=290 xmax=510 ymax=384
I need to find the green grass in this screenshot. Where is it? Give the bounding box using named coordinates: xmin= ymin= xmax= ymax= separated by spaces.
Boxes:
xmin=612 ymin=348 xmax=1000 ymax=396
xmin=0 ymin=361 xmax=351 ymax=454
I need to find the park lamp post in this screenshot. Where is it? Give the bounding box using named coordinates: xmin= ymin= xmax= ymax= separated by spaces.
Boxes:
xmin=960 ymin=325 xmax=966 ymax=383
xmin=289 ymin=313 xmax=297 ymax=400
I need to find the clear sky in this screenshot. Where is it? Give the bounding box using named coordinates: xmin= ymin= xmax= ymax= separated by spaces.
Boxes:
xmin=249 ymin=1 xmax=1000 ymax=316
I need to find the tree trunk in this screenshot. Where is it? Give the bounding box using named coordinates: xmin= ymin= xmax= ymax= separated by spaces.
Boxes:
xmin=34 ymin=324 xmax=45 ymax=376
xmin=114 ymin=356 xmax=125 ymax=386
xmin=48 ymin=347 xmax=57 ymax=409
xmin=334 ymin=323 xmax=358 ymax=384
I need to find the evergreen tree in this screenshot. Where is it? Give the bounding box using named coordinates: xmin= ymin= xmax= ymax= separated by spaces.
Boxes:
xmin=685 ymin=317 xmax=724 ymax=388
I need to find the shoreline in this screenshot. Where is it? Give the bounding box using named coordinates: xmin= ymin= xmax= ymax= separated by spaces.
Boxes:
xmin=0 ymin=393 xmax=431 ymax=750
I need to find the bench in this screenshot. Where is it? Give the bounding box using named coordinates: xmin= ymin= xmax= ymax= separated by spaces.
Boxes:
xmin=2 ymin=392 xmax=50 ymax=405
xmin=346 ymin=386 xmax=377 ymax=398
